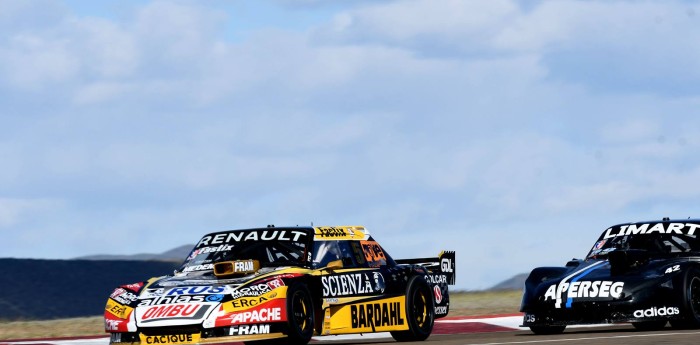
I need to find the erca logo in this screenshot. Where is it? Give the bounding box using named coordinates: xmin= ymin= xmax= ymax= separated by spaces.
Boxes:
xmin=441 ymin=258 xmax=453 ymax=273
xmin=633 ymin=306 xmax=680 ymax=318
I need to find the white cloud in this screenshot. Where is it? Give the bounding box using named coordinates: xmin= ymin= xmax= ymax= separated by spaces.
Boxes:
xmin=2 ymin=0 xmax=700 ymax=289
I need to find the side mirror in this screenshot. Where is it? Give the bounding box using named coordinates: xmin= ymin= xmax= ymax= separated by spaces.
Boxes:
xmin=325 ymin=259 xmax=344 ymax=271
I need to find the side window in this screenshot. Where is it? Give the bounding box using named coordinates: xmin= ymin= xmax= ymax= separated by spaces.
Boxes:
xmin=312 ymin=241 xmax=342 ymax=269
xmin=312 ymin=240 xmax=361 ymax=269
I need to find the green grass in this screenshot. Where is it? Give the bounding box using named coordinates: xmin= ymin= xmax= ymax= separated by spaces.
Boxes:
xmin=0 ymin=290 xmax=523 ymax=340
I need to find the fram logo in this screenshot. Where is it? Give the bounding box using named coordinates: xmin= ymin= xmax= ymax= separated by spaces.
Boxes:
xmin=141 ymin=304 xmax=210 ymax=323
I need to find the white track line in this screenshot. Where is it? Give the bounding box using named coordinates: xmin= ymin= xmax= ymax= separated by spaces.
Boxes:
xmin=462 ymin=330 xmax=700 ymax=345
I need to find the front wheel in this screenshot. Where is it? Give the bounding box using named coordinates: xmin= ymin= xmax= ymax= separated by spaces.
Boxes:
xmin=286 ymin=283 xmax=315 ymax=345
xmin=529 ymin=325 xmax=566 ymax=335
xmin=390 ymin=276 xmax=435 ymax=342
xmin=670 ymin=268 xmax=700 ymax=329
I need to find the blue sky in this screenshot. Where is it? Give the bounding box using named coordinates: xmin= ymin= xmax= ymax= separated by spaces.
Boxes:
xmin=2 ymin=0 xmax=700 ymax=289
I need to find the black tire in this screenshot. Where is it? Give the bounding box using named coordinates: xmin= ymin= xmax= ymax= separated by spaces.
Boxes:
xmin=286 ymin=282 xmax=315 ymax=345
xmin=670 ymin=268 xmax=700 ymax=329
xmin=529 ymin=326 xmax=566 ymax=335
xmin=390 ymin=276 xmax=435 ymax=342
xmin=632 ymin=321 xmax=666 ymax=331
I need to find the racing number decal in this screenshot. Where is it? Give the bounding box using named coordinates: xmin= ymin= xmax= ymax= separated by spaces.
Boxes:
xmin=665 ymin=265 xmax=680 ymax=274
xmin=360 ymin=241 xmax=387 ymax=267
xmin=350 ymin=242 xmax=366 ymax=265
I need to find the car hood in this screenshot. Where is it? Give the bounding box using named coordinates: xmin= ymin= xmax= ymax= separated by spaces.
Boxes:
xmin=133 ymin=267 xmax=292 ymax=327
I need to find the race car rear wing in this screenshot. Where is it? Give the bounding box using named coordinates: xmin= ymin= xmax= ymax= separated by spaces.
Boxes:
xmin=396 ymin=250 xmax=455 ymax=285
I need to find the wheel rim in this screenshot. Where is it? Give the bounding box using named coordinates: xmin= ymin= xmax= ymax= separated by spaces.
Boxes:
xmin=292 ymin=291 xmax=311 ymax=332
xmin=411 ymin=288 xmax=429 ymax=328
xmin=690 ymin=277 xmax=700 ymax=319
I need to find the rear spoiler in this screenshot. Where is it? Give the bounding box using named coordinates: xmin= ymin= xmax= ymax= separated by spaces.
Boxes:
xmin=396 ymin=251 xmax=455 ymax=285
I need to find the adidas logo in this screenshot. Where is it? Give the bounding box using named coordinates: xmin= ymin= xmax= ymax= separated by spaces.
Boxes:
xmin=633 ymin=306 xmax=680 ymax=318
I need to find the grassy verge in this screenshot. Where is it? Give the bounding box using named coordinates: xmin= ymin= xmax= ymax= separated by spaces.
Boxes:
xmin=0 ymin=290 xmax=523 ymax=340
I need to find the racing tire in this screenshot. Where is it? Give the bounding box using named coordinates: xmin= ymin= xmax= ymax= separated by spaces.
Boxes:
xmin=670 ymin=268 xmax=700 ymax=329
xmin=390 ymin=276 xmax=435 ymax=342
xmin=632 ymin=321 xmax=666 ymax=331
xmin=286 ymin=282 xmax=315 ymax=345
xmin=529 ymin=326 xmax=566 ymax=335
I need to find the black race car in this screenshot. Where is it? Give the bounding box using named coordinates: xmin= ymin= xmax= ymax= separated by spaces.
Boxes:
xmin=521 ymin=218 xmax=700 ymax=334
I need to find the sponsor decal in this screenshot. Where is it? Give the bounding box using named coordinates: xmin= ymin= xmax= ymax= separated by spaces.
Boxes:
xmin=223 ymin=287 xmax=285 ymax=312
xmin=322 ymin=272 xmax=385 ymax=297
xmin=435 ymin=306 xmax=447 ymax=315
xmin=105 ymin=319 xmax=122 ymax=331
xmin=317 ymin=227 xmax=348 ymax=238
xmin=196 ymin=230 xmax=308 ymax=248
xmin=106 ymin=299 xmax=133 ymax=319
xmin=229 ymin=324 xmax=270 ymax=336
xmin=360 ymin=241 xmax=387 ymax=266
xmin=166 ymin=286 xmax=227 ymax=296
xmin=426 ymin=274 xmax=447 ymax=285
xmin=433 ymin=285 xmax=443 ymax=304
xmin=525 ymin=313 xmax=536 ymax=323
xmin=593 ymin=240 xmax=607 ymax=250
xmin=140 ymin=295 xmax=209 ymax=307
xmin=111 ymin=288 xmax=139 ymax=305
xmin=232 ymin=283 xmax=273 ymax=299
xmin=183 ymin=264 xmax=214 ymax=272
xmin=544 ymin=280 xmax=624 ymax=308
xmin=229 ymin=307 xmax=283 ymax=324
xmin=123 ymin=282 xmax=144 ymax=292
xmin=140 ymin=334 xmax=200 ymax=344
xmin=188 ymin=245 xmax=233 ymax=260
xmin=140 ymin=304 xmax=210 ymax=323
xmin=351 ymin=302 xmax=405 ymax=332
xmin=634 ymin=306 xmax=680 ymax=318
xmin=602 ymin=222 xmax=700 ymax=239
xmin=441 ymin=257 xmax=454 ymax=273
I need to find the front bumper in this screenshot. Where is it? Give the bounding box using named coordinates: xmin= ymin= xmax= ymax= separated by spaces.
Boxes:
xmin=109 ymin=324 xmax=289 ymax=344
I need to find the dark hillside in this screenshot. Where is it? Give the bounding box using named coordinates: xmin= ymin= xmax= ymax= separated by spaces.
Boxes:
xmin=0 ymin=259 xmax=179 ymax=320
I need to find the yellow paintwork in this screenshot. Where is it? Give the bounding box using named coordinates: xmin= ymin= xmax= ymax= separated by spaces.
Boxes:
xmin=221 ymin=286 xmax=288 ymax=313
xmin=105 ymin=299 xmax=134 ymax=319
xmin=322 ymin=296 xmax=409 ymax=335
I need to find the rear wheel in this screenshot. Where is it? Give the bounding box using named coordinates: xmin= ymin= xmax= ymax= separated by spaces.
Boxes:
xmin=529 ymin=326 xmax=566 ymax=335
xmin=670 ymin=268 xmax=700 ymax=329
xmin=632 ymin=321 xmax=666 ymax=331
xmin=390 ymin=276 xmax=435 ymax=342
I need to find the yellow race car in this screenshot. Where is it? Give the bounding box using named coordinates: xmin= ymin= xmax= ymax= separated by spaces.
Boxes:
xmin=105 ymin=225 xmax=455 ymax=344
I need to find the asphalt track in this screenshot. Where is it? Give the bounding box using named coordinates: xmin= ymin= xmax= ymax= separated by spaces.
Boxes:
xmin=4 ymin=316 xmax=700 ymax=345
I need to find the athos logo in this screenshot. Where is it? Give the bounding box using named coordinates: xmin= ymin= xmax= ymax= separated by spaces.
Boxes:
xmin=433 ymin=285 xmax=443 ymax=304
xmin=633 ymin=306 xmax=680 ymax=318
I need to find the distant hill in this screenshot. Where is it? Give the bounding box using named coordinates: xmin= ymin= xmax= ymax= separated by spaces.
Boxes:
xmin=0 ymin=258 xmax=179 ymax=320
xmin=488 ymin=273 xmax=528 ymax=291
xmin=74 ymin=244 xmax=194 ymax=262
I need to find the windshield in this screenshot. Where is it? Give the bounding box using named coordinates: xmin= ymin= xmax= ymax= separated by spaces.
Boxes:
xmin=587 ymin=222 xmax=700 ymax=259
xmin=178 ymin=228 xmax=313 ymax=274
